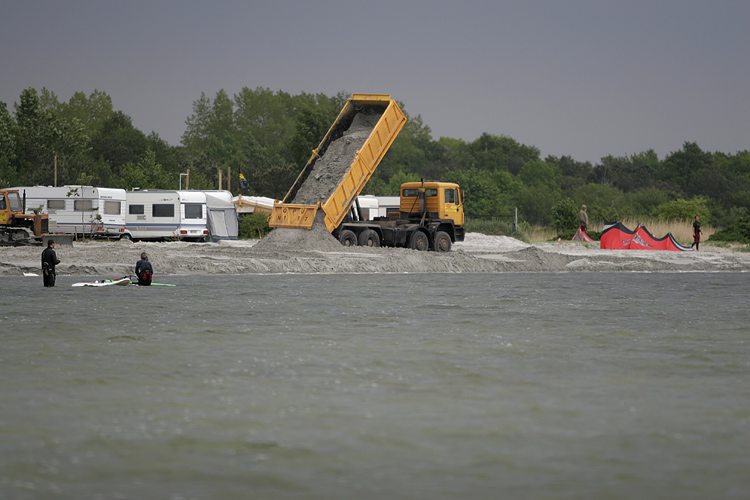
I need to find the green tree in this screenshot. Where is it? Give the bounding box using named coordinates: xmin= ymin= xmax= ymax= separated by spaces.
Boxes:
xmin=0 ymin=101 xmax=17 ymax=185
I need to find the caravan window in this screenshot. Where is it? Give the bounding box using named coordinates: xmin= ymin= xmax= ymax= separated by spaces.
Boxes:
xmin=184 ymin=203 xmax=203 ymax=219
xmin=47 ymin=199 xmax=66 ymax=211
xmin=74 ymin=199 xmax=94 ymax=211
xmin=104 ymin=201 xmax=121 ymax=215
xmin=153 ymin=204 xmax=174 ymax=217
xmin=129 ymin=204 xmax=144 ymax=215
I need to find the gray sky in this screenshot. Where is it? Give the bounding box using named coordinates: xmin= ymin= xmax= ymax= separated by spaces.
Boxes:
xmin=1 ymin=0 xmax=748 ymax=163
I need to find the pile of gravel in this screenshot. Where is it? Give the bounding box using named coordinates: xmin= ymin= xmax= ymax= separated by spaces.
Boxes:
xmin=251 ymin=214 xmax=342 ymax=252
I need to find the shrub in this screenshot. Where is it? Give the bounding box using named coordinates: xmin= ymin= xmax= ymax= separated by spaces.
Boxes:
xmin=552 ymin=198 xmax=578 ymax=235
xmin=239 ymin=212 xmax=271 ymax=239
xmin=710 ymin=217 xmax=750 ymax=244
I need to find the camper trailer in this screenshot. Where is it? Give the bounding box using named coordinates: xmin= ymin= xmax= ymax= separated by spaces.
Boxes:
xmin=355 ymin=195 xmax=401 ymax=220
xmin=125 ymin=190 xmax=209 ymax=241
xmin=203 ymin=190 xmax=239 ymax=241
xmin=12 ymin=185 xmax=127 ymax=238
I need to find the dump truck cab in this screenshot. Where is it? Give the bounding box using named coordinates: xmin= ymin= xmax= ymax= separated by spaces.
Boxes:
xmin=0 ymin=189 xmax=49 ymax=245
xmin=399 ymin=181 xmax=464 ymax=227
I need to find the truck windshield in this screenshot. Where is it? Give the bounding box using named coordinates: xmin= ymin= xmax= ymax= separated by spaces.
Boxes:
xmin=8 ymin=193 xmax=22 ymax=212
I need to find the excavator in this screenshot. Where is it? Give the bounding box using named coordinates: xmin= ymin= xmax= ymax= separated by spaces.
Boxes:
xmin=0 ymin=189 xmax=49 ymax=245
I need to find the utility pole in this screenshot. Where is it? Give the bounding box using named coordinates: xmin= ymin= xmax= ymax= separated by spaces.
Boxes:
xmin=227 ymin=166 xmax=232 ymax=192
xmin=54 ymin=154 xmax=58 ymax=187
xmin=218 ymin=168 xmax=223 ymax=190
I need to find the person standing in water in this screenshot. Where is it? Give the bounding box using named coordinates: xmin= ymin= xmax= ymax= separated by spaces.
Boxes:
xmin=691 ymin=214 xmax=702 ymax=251
xmin=135 ymin=252 xmax=153 ymax=286
xmin=41 ymin=239 xmax=60 ymax=287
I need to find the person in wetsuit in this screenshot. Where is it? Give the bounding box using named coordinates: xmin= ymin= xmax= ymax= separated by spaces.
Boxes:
xmin=41 ymin=239 xmax=60 ymax=287
xmin=135 ymin=252 xmax=153 ymax=286
xmin=691 ymin=214 xmax=702 ymax=251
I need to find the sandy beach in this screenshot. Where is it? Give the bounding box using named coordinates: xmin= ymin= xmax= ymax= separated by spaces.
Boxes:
xmin=2 ymin=232 xmax=748 ymax=277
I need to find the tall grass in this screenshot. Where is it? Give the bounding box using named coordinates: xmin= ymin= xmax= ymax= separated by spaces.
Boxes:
xmin=619 ymin=217 xmax=714 ymax=244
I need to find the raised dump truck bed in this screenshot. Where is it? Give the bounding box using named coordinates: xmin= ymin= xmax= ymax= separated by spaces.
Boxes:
xmin=269 ymin=94 xmax=407 ymax=233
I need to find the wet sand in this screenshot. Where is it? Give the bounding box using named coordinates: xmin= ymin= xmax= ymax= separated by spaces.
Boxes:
xmin=2 ymin=233 xmax=748 ymax=277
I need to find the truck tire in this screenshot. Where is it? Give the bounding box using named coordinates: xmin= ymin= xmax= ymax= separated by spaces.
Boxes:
xmin=358 ymin=229 xmax=380 ymax=247
xmin=339 ymin=229 xmax=357 ymax=247
xmin=433 ymin=231 xmax=451 ymax=252
xmin=409 ymin=231 xmax=429 ymax=251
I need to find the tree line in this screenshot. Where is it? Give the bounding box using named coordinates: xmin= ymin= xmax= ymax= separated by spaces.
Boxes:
xmin=1 ymin=87 xmax=749 ymax=231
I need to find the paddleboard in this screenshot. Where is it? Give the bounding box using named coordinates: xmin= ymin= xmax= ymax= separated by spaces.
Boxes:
xmin=72 ymin=278 xmax=131 ymax=287
xmin=71 ymin=278 xmax=176 ymax=287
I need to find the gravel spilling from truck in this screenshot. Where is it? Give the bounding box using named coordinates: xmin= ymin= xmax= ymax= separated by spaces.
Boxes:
xmin=291 ymin=110 xmax=383 ymax=205
xmin=253 ymin=109 xmax=385 ymax=252
xmin=251 ymin=215 xmax=342 ymax=252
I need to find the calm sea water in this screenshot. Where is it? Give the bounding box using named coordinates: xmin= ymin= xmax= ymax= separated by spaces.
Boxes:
xmin=1 ymin=272 xmax=749 ymax=499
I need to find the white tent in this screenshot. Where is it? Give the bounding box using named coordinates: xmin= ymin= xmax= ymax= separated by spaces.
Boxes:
xmin=204 ymin=191 xmax=239 ymax=241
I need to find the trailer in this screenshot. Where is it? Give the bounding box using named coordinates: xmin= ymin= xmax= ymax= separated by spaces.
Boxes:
xmin=269 ymin=94 xmax=465 ymax=251
xmin=356 ymin=195 xmax=400 ymax=220
xmin=125 ymin=190 xmax=209 ymax=241
xmin=12 ymin=185 xmax=127 ymax=239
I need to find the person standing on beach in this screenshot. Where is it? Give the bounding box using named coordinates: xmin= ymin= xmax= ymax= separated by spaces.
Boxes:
xmin=578 ymin=204 xmax=589 ymax=232
xmin=135 ymin=252 xmax=153 ymax=286
xmin=691 ymin=214 xmax=702 ymax=251
xmin=41 ymin=240 xmax=60 ymax=287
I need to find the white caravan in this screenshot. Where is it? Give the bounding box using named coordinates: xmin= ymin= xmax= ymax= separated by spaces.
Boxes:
xmin=125 ymin=190 xmax=209 ymax=241
xmin=355 ymin=195 xmax=400 ymax=220
xmin=13 ymin=185 xmax=127 ymax=238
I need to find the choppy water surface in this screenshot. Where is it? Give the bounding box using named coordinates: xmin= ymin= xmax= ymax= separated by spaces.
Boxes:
xmin=1 ymin=272 xmax=749 ymax=499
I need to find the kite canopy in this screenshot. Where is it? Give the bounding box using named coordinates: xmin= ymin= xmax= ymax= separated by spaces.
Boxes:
xmin=599 ymin=222 xmax=691 ymax=251
xmin=572 ymin=227 xmax=595 ymax=242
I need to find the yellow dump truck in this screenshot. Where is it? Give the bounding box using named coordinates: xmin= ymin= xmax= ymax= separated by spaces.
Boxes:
xmin=269 ymin=94 xmax=465 ymax=251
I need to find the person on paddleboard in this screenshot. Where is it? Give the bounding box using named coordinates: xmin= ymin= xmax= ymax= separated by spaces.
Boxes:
xmin=135 ymin=252 xmax=153 ymax=286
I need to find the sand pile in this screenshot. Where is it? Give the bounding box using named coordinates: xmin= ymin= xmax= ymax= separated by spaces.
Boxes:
xmin=251 ymin=220 xmax=342 ymax=253
xmin=291 ymin=110 xmax=383 ymax=204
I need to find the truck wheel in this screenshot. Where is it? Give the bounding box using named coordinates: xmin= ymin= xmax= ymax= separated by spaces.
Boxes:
xmin=409 ymin=231 xmax=429 ymax=251
xmin=339 ymin=229 xmax=357 ymax=247
xmin=358 ymin=229 xmax=380 ymax=247
xmin=433 ymin=231 xmax=451 ymax=252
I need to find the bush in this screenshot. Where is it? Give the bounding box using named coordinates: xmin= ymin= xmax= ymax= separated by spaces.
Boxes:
xmin=709 ymin=217 xmax=750 ymax=243
xmin=654 ymin=197 xmax=711 ymax=223
xmin=552 ymin=198 xmax=578 ymax=235
xmin=239 ymin=212 xmax=271 ymax=239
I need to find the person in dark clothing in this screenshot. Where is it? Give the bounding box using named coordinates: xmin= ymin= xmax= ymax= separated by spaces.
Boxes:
xmin=41 ymin=240 xmax=60 ymax=287
xmin=135 ymin=252 xmax=153 ymax=286
xmin=691 ymin=214 xmax=702 ymax=251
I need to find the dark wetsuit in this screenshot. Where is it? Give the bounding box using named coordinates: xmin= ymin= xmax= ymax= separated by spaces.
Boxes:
xmin=41 ymin=247 xmax=60 ymax=287
xmin=692 ymin=220 xmax=702 ymax=250
xmin=135 ymin=259 xmax=153 ymax=286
